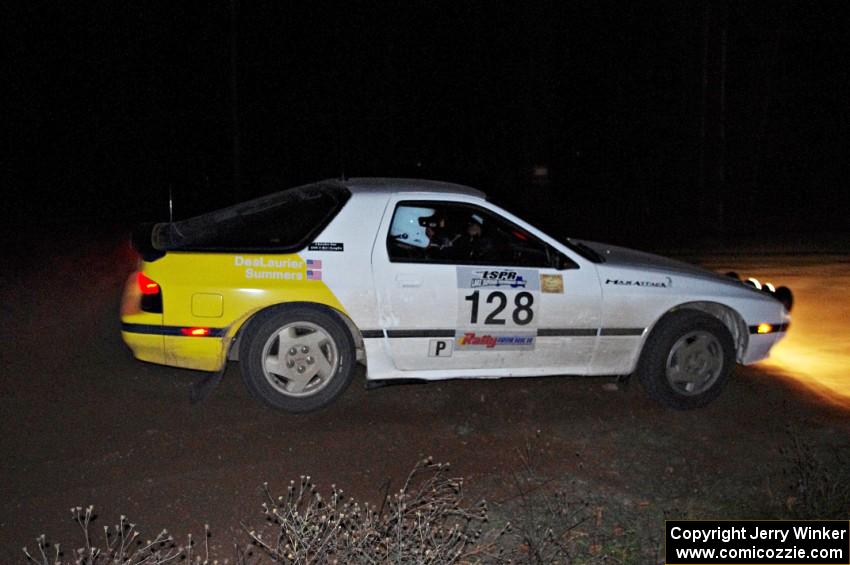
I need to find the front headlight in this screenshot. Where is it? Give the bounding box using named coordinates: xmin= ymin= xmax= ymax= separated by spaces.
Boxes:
xmin=729 ymin=272 xmax=793 ymax=312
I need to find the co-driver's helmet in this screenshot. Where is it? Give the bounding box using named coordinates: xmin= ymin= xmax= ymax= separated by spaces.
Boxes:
xmin=389 ymin=206 xmax=436 ymax=248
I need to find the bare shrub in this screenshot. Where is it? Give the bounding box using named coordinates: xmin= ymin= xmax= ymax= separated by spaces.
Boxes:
xmin=22 ymin=505 xmax=219 ymax=565
xmin=29 ymin=455 xmax=666 ymax=564
xmin=242 ymin=456 xmax=504 ymax=564
xmin=25 ymin=459 xmax=505 ymax=565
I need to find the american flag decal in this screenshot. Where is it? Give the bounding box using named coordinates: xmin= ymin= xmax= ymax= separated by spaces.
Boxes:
xmin=306 ymin=269 xmax=322 ymax=280
xmin=306 ymin=259 xmax=322 ymax=269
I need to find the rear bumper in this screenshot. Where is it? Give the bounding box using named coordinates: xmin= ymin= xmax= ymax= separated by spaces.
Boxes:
xmin=121 ymin=271 xmax=227 ymax=372
xmin=121 ymin=324 xmax=226 ymax=372
xmin=164 ymin=334 xmax=226 ymax=371
xmin=121 ymin=330 xmax=166 ymax=365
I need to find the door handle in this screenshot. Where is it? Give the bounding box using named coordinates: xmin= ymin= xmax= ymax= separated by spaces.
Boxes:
xmin=395 ymin=274 xmax=422 ymax=288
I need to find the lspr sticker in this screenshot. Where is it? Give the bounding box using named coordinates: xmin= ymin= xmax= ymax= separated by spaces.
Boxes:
xmin=456 ymin=267 xmax=540 ymax=290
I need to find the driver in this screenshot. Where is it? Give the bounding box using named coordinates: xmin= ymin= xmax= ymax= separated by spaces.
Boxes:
xmin=423 ymin=211 xmax=459 ymax=251
xmin=452 ymin=213 xmax=495 ymax=261
xmin=388 ymin=206 xmax=436 ymax=248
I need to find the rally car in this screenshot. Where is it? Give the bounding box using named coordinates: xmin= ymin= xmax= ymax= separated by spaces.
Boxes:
xmin=122 ymin=178 xmax=792 ymax=412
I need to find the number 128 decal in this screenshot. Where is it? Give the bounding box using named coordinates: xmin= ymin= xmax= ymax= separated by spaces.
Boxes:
xmin=465 ymin=290 xmax=534 ymax=325
xmin=457 ymin=267 xmax=540 ymax=329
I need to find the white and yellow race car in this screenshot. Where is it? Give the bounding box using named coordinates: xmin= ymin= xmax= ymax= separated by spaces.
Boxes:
xmin=122 ymin=178 xmax=792 ymax=412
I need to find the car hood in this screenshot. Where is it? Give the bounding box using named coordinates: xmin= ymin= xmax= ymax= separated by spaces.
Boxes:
xmin=575 ymin=239 xmax=739 ymax=286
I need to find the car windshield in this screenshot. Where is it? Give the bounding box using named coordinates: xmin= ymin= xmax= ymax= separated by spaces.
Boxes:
xmin=486 ymin=195 xmax=605 ymax=264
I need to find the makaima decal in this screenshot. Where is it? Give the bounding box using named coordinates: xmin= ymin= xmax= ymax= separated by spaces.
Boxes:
xmin=605 ymin=276 xmax=672 ymax=288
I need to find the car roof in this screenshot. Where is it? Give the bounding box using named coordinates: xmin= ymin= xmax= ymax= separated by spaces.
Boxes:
xmin=335 ymin=177 xmax=487 ymax=199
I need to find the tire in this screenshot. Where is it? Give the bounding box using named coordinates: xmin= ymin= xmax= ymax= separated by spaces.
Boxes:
xmin=636 ymin=310 xmax=735 ymax=410
xmin=239 ymin=304 xmax=356 ymax=412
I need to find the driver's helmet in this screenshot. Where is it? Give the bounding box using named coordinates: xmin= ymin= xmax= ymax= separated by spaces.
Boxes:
xmin=389 ymin=206 xmax=436 ymax=248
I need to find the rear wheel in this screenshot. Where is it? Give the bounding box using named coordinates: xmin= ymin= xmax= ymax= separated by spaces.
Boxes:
xmin=239 ymin=305 xmax=355 ymax=412
xmin=636 ymin=310 xmax=735 ymax=410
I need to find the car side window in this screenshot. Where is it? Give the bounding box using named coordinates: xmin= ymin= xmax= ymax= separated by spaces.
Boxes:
xmin=387 ymin=201 xmax=565 ymax=268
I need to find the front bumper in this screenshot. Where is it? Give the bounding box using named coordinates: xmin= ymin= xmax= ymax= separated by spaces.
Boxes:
xmin=742 ymin=330 xmax=787 ymax=365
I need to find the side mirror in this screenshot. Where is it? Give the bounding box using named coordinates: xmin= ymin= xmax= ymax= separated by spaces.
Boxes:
xmin=555 ymin=251 xmax=578 ymax=270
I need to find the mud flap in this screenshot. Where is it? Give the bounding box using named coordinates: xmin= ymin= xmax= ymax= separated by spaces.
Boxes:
xmin=189 ymin=365 xmax=226 ymax=403
xmin=189 ymin=337 xmax=233 ymax=404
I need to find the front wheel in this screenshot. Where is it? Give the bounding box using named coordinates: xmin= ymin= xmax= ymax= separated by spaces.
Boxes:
xmin=636 ymin=310 xmax=735 ymax=410
xmin=239 ymin=305 xmax=356 ymax=412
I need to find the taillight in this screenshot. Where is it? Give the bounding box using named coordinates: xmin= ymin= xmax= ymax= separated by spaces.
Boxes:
xmin=137 ymin=272 xmax=163 ymax=313
xmin=137 ymin=272 xmax=160 ymax=295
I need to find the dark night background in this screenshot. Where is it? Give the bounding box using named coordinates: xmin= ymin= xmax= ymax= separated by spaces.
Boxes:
xmin=6 ymin=2 xmax=849 ymax=244
xmin=4 ymin=5 xmax=850 ymax=558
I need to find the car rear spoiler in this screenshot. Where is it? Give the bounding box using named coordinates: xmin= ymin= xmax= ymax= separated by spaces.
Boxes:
xmin=131 ymin=222 xmax=167 ymax=262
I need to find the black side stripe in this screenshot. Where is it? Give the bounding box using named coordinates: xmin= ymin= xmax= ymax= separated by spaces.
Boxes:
xmin=537 ymin=328 xmax=597 ymax=337
xmin=599 ymin=328 xmax=645 ymax=336
xmin=361 ymin=330 xmax=456 ymax=338
xmin=121 ymin=323 xmax=227 ymax=337
xmin=748 ymin=323 xmax=789 ymax=334
xmin=387 ymin=329 xmax=456 ymax=338
xmin=361 ymin=328 xmax=644 ymax=338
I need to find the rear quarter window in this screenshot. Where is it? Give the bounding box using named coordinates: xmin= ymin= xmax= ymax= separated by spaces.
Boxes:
xmin=151 ymin=182 xmax=350 ymax=252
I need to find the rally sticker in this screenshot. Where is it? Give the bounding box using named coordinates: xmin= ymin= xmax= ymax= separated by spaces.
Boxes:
xmin=234 ymin=255 xmax=304 ymax=280
xmin=308 ymin=242 xmax=344 ymax=252
xmin=456 ymin=267 xmax=540 ymax=329
xmin=455 ymin=330 xmax=536 ymax=351
xmin=231 ymin=255 xmax=326 ymax=281
xmin=540 ymin=274 xmax=564 ymax=293
xmin=456 ymin=267 xmax=540 ymax=290
xmin=428 ymin=339 xmax=453 ymax=357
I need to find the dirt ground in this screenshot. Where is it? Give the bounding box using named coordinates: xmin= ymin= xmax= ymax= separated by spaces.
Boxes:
xmin=1 ymin=231 xmax=848 ymax=562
